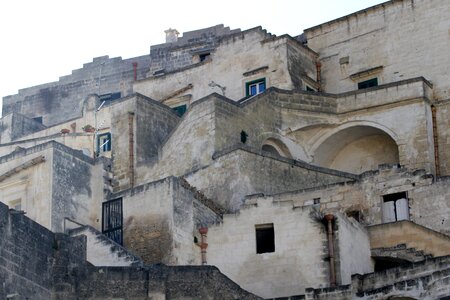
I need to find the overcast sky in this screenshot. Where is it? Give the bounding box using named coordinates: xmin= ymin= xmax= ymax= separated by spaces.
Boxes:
xmin=0 ymin=0 xmax=385 ymax=114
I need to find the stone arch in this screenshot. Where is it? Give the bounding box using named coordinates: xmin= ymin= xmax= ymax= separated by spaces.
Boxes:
xmin=312 ymin=123 xmax=400 ymax=174
xmin=261 ymin=137 xmax=293 ymax=159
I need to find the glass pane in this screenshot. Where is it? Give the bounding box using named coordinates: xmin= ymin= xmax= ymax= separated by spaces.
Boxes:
xmin=259 ymin=82 xmax=266 ymax=92
xmin=250 ymin=85 xmax=257 ymax=96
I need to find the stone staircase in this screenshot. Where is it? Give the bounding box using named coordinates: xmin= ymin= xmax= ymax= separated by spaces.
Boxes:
xmin=368 ymin=220 xmax=450 ymax=258
xmin=371 ymin=243 xmax=433 ymax=263
xmin=69 ymin=225 xmax=143 ymax=267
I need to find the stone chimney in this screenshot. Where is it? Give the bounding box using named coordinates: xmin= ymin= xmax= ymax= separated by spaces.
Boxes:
xmin=165 ymin=28 xmax=179 ymax=43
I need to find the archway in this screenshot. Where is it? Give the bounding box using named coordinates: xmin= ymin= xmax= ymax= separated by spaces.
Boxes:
xmin=313 ymin=125 xmax=399 ymax=174
xmin=261 ymin=138 xmax=292 ymax=158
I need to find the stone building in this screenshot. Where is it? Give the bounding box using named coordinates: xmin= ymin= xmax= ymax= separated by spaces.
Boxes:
xmin=1 ymin=0 xmax=450 ymax=299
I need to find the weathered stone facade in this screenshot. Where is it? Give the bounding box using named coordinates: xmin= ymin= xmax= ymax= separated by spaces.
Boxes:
xmin=1 ymin=0 xmax=450 ymax=299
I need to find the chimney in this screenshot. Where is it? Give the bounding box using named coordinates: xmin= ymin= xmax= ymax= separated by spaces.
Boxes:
xmin=165 ymin=28 xmax=179 ymax=43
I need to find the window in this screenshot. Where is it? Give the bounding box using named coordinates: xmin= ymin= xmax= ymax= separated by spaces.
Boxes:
xmin=256 ymin=223 xmax=275 ymax=254
xmin=382 ymin=192 xmax=409 ymax=223
xmin=358 ymin=78 xmax=378 ymax=90
xmin=99 ymin=92 xmax=121 ymax=102
xmin=306 ymin=86 xmax=315 ymax=92
xmin=33 ymin=116 xmax=43 ymax=124
xmin=199 ymin=53 xmax=210 ymax=62
xmin=246 ymin=78 xmax=266 ymax=97
xmin=97 ymin=132 xmax=111 ymax=153
xmin=172 ymin=104 xmax=187 ymax=117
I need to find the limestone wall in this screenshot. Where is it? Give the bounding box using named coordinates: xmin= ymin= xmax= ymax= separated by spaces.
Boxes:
xmin=110 ymin=176 xmax=219 ymax=266
xmin=269 ymin=165 xmax=450 ymax=235
xmin=334 ymin=212 xmax=373 ymax=285
xmin=2 ymin=55 xmax=151 ymax=126
xmin=186 ymin=147 xmax=355 ymax=212
xmin=304 ymin=0 xmax=450 ymax=102
xmin=133 ymin=29 xmax=305 ymax=103
xmin=0 ymin=142 xmax=104 ymax=233
xmin=207 ymin=197 xmax=329 ymax=298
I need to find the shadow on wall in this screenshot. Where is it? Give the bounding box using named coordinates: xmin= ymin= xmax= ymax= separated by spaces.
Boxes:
xmin=313 ymin=125 xmax=399 ymax=174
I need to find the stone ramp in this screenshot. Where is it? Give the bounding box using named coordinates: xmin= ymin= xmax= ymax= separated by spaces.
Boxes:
xmin=69 ymin=225 xmax=143 ymax=267
xmin=368 ymin=220 xmax=450 ymax=258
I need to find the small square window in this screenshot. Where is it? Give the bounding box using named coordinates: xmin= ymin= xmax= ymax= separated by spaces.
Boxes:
xmin=358 ymin=78 xmax=378 ymax=90
xmin=246 ymin=78 xmax=266 ymax=97
xmin=255 ymin=223 xmax=275 ymax=254
xmin=97 ymin=132 xmax=111 ymax=153
xmin=199 ymin=53 xmax=210 ymax=62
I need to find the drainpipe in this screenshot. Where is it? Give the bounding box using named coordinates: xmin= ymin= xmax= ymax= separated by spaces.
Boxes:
xmin=199 ymin=227 xmax=208 ymax=265
xmin=324 ymin=214 xmax=336 ymax=287
xmin=128 ymin=112 xmax=135 ymax=188
xmin=431 ymin=105 xmax=440 ymax=176
xmin=316 ymin=61 xmax=322 ymax=92
xmin=132 ymin=62 xmax=138 ymax=81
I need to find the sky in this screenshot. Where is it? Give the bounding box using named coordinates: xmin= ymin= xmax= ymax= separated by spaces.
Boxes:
xmin=0 ymin=0 xmax=385 ymax=115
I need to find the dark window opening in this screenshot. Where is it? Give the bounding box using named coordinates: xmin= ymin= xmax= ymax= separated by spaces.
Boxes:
xmin=346 ymin=210 xmax=362 ymax=222
xmin=313 ymin=198 xmax=321 ymax=205
xmin=358 ymin=78 xmax=378 ymax=90
xmin=306 ymin=86 xmax=315 ymax=92
xmin=199 ymin=53 xmax=210 ymax=62
xmin=240 ymin=130 xmax=248 ymax=144
xmin=382 ymin=192 xmax=409 ymax=223
xmin=256 ymin=223 xmax=275 ymax=254
xmin=33 ymin=116 xmax=43 ymax=124
xmin=172 ymin=104 xmax=187 ymax=117
xmin=374 ymin=257 xmax=409 ymax=272
xmin=99 ymin=92 xmax=121 ymax=102
xmin=246 ymin=78 xmax=266 ymax=97
xmin=97 ymin=132 xmax=111 ymax=154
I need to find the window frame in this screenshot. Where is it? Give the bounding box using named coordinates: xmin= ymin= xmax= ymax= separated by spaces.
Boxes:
xmin=382 ymin=192 xmax=409 ymax=223
xmin=246 ymin=78 xmax=266 ymax=97
xmin=255 ymin=223 xmax=275 ymax=254
xmin=97 ymin=132 xmax=112 ymax=154
xmin=358 ymin=78 xmax=378 ymax=90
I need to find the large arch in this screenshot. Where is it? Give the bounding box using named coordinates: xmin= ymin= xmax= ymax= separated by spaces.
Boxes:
xmin=312 ymin=125 xmax=399 ymax=174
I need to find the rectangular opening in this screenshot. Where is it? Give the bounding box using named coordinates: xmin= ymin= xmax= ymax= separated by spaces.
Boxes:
xmin=256 ymin=223 xmax=275 ymax=254
xmin=199 ymin=53 xmax=210 ymax=62
xmin=99 ymin=92 xmax=121 ymax=102
xmin=382 ymin=192 xmax=409 ymax=223
xmin=102 ymin=198 xmax=123 ymax=245
xmin=358 ymin=78 xmax=378 ymax=90
xmin=32 ymin=116 xmax=43 ymax=124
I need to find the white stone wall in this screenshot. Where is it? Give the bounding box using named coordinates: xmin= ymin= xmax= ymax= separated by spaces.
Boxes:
xmin=207 ymin=196 xmax=329 ymax=298
xmin=335 ymin=212 xmax=373 ymax=285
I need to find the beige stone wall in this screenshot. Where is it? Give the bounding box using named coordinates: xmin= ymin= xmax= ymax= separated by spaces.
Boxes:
xmin=114 ymin=177 xmax=204 ymax=266
xmin=334 ymin=213 xmax=373 ymax=285
xmin=0 ymin=147 xmax=53 ymax=229
xmin=207 ymin=197 xmax=329 ymax=298
xmin=270 ymin=165 xmax=450 ymax=235
xmin=280 ymin=82 xmax=435 ymax=173
xmin=305 ymin=0 xmax=450 ymax=101
xmin=133 ymin=30 xmax=310 ymax=104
